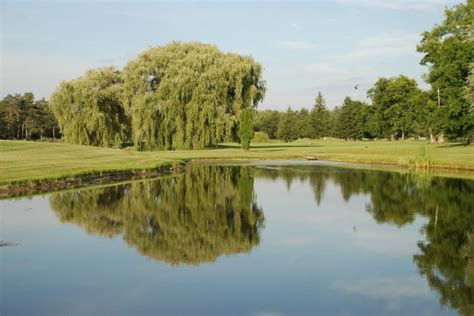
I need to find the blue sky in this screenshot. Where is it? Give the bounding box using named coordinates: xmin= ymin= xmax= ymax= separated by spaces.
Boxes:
xmin=1 ymin=0 xmax=460 ymax=110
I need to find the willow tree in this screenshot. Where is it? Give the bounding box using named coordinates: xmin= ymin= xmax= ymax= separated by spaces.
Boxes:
xmin=123 ymin=42 xmax=265 ymax=150
xmin=49 ymin=67 xmax=130 ymax=147
xmin=49 ymin=165 xmax=265 ymax=265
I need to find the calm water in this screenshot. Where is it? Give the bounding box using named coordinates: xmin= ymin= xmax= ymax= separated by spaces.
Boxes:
xmin=1 ymin=163 xmax=474 ymax=316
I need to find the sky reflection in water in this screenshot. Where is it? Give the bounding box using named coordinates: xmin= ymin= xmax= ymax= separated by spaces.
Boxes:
xmin=2 ymin=164 xmax=473 ymax=316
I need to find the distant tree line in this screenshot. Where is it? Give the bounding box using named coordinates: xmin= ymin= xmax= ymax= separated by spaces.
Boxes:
xmin=255 ymin=76 xmax=431 ymax=142
xmin=0 ymin=92 xmax=59 ymax=140
xmin=257 ymin=1 xmax=474 ymax=144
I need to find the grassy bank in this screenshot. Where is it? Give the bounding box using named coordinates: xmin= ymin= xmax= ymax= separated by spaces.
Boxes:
xmin=1 ymin=139 xmax=473 ymax=185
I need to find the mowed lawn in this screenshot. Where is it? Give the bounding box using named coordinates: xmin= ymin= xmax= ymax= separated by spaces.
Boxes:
xmin=1 ymin=139 xmax=473 ymax=184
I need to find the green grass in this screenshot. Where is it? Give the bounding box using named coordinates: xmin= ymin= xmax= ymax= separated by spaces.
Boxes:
xmin=1 ymin=139 xmax=473 ymax=185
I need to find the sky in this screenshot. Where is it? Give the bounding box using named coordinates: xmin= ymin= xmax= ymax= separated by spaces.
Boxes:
xmin=0 ymin=0 xmax=461 ymax=110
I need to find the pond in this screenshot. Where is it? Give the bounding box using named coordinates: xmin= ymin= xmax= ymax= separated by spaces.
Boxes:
xmin=1 ymin=162 xmax=474 ymax=316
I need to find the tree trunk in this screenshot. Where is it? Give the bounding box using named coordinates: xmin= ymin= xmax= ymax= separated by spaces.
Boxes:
xmin=401 ymin=131 xmax=405 ymax=140
xmin=429 ymin=128 xmax=435 ymax=144
xmin=390 ymin=133 xmax=395 ymax=141
xmin=53 ymin=126 xmax=56 ymax=140
xmin=437 ymin=133 xmax=445 ymax=144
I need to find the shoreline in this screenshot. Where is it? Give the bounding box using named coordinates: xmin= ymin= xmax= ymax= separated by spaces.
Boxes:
xmin=2 ymin=156 xmax=473 ymax=199
xmin=0 ymin=164 xmax=185 ymax=199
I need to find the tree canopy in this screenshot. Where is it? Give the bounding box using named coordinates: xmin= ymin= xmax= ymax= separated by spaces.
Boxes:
xmin=417 ymin=0 xmax=474 ymax=141
xmin=49 ymin=67 xmax=130 ymax=147
xmin=367 ymin=75 xmax=424 ymax=140
xmin=0 ymin=93 xmax=59 ymax=140
xmin=123 ymin=42 xmax=266 ymax=150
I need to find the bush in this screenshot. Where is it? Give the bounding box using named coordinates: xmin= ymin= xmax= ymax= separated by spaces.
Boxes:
xmin=252 ymin=131 xmax=270 ymax=143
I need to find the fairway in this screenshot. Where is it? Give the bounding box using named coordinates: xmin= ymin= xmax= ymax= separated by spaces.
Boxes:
xmin=1 ymin=139 xmax=473 ymax=185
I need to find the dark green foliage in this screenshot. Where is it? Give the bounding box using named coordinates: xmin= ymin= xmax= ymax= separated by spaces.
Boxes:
xmin=417 ymin=0 xmax=474 ymax=141
xmin=0 ymin=93 xmax=59 ymax=140
xmin=50 ymin=67 xmax=130 ymax=147
xmin=310 ymin=91 xmax=330 ymax=138
xmin=468 ymin=63 xmax=474 ymax=109
xmin=254 ymin=110 xmax=280 ymax=139
xmin=367 ymin=75 xmax=425 ymax=139
xmin=277 ymin=107 xmax=299 ymax=142
xmin=239 ymin=108 xmax=253 ymax=150
xmin=336 ymin=97 xmax=368 ymax=140
xmin=296 ymin=107 xmax=313 ymax=138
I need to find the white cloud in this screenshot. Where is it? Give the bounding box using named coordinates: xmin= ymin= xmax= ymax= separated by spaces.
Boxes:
xmin=336 ymin=0 xmax=458 ymax=11
xmin=274 ymin=40 xmax=317 ymax=50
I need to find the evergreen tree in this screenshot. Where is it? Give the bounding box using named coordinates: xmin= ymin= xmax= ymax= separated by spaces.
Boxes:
xmin=310 ymin=91 xmax=330 ymax=138
xmin=277 ymin=107 xmax=298 ymax=142
xmin=328 ymin=106 xmax=341 ymax=138
xmin=0 ymin=93 xmax=59 ymax=140
xmin=337 ymin=97 xmax=363 ymax=140
xmin=296 ymin=108 xmax=312 ymax=138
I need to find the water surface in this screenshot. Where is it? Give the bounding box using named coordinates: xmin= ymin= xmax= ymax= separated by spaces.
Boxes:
xmin=2 ymin=163 xmax=473 ymax=316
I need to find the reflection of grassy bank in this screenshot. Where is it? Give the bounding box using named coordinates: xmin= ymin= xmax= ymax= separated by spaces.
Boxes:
xmin=1 ymin=139 xmax=473 ymax=186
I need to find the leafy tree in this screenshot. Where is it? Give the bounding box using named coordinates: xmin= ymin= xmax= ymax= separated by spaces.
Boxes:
xmin=310 ymin=91 xmax=330 ymax=138
xmin=254 ymin=110 xmax=280 ymax=139
xmin=367 ymin=75 xmax=424 ymax=140
xmin=417 ymin=0 xmax=474 ymax=141
xmin=277 ymin=107 xmax=298 ymax=142
xmin=50 ymin=67 xmax=130 ymax=147
xmin=469 ymin=64 xmax=474 ymax=125
xmin=123 ymin=42 xmax=265 ymax=150
xmin=467 ymin=26 xmax=474 ymax=143
xmin=239 ymin=108 xmax=253 ymax=150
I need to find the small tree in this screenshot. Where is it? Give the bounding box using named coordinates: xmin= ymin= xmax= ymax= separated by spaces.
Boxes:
xmin=239 ymin=108 xmax=253 ymax=150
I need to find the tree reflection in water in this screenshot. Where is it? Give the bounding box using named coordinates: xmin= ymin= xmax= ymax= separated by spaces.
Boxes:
xmin=256 ymin=165 xmax=474 ymax=316
xmin=50 ymin=166 xmax=264 ymax=265
xmin=50 ymin=164 xmax=474 ymax=314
